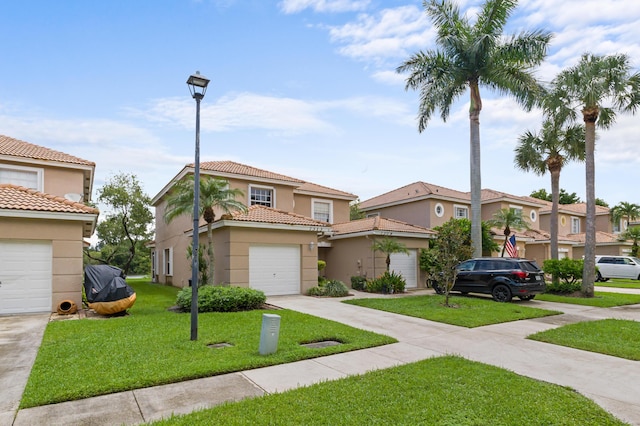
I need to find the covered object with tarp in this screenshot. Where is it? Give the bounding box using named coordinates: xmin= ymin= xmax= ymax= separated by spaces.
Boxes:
xmin=84 ymin=265 xmax=136 ymax=315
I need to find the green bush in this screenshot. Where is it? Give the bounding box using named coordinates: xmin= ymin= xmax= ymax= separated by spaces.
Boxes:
xmin=543 ymin=258 xmax=584 ymax=285
xmin=545 ymin=280 xmax=582 ymax=294
xmin=366 ymin=271 xmax=406 ymax=294
xmin=307 ymin=279 xmax=349 ymax=297
xmin=351 ymin=276 xmax=367 ymax=291
xmin=176 ymin=285 xmax=266 ymax=313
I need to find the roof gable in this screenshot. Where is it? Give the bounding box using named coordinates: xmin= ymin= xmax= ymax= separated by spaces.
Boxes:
xmin=359 ymin=181 xmax=470 ymax=210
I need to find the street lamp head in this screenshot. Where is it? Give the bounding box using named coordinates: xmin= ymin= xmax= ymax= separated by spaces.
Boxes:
xmin=187 ymin=71 xmax=210 ymax=99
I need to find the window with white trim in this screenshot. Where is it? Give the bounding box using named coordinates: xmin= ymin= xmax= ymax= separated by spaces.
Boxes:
xmin=312 ymin=199 xmax=332 ymax=223
xmin=163 ymin=247 xmax=173 ymax=276
xmin=454 ymin=205 xmax=468 ymax=219
xmin=249 ymin=185 xmax=274 ymax=207
xmin=0 ymin=164 xmax=43 ymax=190
xmin=434 ymin=203 xmax=444 ymax=218
xmin=530 ymin=210 xmax=537 ymax=222
xmin=571 ymin=217 xmax=580 ymax=234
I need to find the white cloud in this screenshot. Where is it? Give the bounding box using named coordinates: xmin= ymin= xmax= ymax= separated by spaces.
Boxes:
xmin=279 ymin=0 xmax=370 ymax=14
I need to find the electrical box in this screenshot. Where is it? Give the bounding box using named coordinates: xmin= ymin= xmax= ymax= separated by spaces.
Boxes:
xmin=259 ymin=313 xmax=281 ymax=355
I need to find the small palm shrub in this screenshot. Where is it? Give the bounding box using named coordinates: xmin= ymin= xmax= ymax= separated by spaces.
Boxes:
xmin=351 ymin=276 xmax=367 ymax=291
xmin=307 ymin=279 xmax=349 ymax=297
xmin=366 ymin=271 xmax=406 ymax=294
xmin=176 ymin=285 xmax=266 ymax=312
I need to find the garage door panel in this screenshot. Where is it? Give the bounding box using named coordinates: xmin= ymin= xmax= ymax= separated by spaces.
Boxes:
xmin=0 ymin=241 xmax=52 ymax=314
xmin=390 ymin=249 xmax=418 ymax=288
xmin=249 ymin=245 xmax=300 ymax=296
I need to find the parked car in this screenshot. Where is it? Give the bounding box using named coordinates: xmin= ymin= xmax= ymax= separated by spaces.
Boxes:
xmin=432 ymin=257 xmax=546 ymax=302
xmin=595 ymin=255 xmax=640 ymax=281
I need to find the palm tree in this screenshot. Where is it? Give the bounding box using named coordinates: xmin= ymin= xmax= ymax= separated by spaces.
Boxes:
xmin=372 ymin=237 xmax=409 ymax=272
xmin=486 ymin=208 xmax=530 ymax=257
xmin=547 ymin=53 xmax=640 ymax=297
xmin=610 ymin=202 xmax=640 ymax=232
xmin=164 ymin=176 xmax=247 ymax=285
xmin=515 ymin=119 xmax=585 ymax=260
xmin=621 ymin=226 xmax=640 ymax=258
xmin=397 ymin=0 xmax=551 ymax=258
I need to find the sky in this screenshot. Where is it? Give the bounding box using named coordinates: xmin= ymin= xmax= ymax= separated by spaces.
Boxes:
xmin=1 ymin=0 xmax=639 ymax=212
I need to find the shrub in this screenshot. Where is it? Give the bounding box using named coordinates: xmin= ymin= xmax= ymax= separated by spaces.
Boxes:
xmin=175 ymin=285 xmax=266 ymax=313
xmin=307 ymin=279 xmax=349 ymax=297
xmin=543 ymin=258 xmax=584 ymax=285
xmin=366 ymin=271 xmax=406 ymax=294
xmin=351 ymin=276 xmax=367 ymax=291
xmin=545 ymin=280 xmax=582 ymax=294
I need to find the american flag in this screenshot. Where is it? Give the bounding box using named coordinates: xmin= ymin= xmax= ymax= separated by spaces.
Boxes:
xmin=505 ymin=234 xmax=517 ymax=257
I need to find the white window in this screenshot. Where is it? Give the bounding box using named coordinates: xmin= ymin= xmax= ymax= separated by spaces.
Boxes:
xmin=454 ymin=205 xmax=468 ymax=219
xmin=434 ymin=203 xmax=444 ymax=218
xmin=312 ymin=199 xmax=332 ymax=223
xmin=613 ymin=220 xmax=621 ymax=233
xmin=0 ymin=165 xmax=43 ymax=190
xmin=530 ymin=210 xmax=537 ymax=222
xmin=249 ymin=185 xmax=274 ymax=207
xmin=163 ymin=247 xmax=173 ymax=276
xmin=571 ymin=217 xmax=580 ymax=234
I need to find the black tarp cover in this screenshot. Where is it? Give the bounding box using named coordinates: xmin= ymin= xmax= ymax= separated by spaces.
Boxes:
xmin=84 ymin=265 xmax=135 ymax=303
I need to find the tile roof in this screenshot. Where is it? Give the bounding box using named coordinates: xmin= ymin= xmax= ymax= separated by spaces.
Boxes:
xmin=0 ymin=184 xmax=99 ymax=214
xmin=226 ymin=205 xmax=330 ymax=227
xmin=331 ymin=216 xmax=435 ymax=236
xmin=359 ymin=181 xmax=469 ymax=209
xmin=567 ymin=231 xmax=625 ymax=244
xmin=538 ymin=202 xmax=610 ymax=216
xmin=481 ymin=189 xmax=547 ymax=207
xmin=294 ymin=181 xmax=357 ymax=200
xmin=198 ymin=161 xmax=304 ymax=184
xmin=0 ymin=134 xmax=95 ymax=166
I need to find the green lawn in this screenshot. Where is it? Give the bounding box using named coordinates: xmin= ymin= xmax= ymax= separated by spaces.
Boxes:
xmin=596 ymin=278 xmax=640 ymax=289
xmin=21 ymin=280 xmax=395 ymax=408
xmin=151 ymin=356 xmax=626 ymax=426
xmin=536 ymin=291 xmax=640 ymax=307
xmin=529 ymin=319 xmax=640 ymax=360
xmin=343 ymin=294 xmax=561 ymax=327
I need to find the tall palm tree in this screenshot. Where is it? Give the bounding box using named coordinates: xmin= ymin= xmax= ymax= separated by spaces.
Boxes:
xmin=547 ymin=53 xmax=640 ymax=297
xmin=164 ymin=176 xmax=247 ymax=285
xmin=486 ymin=208 xmax=530 ymax=257
xmin=397 ymin=0 xmax=551 ymax=258
xmin=610 ymin=201 xmax=640 ymax=232
xmin=515 ymin=119 xmax=585 ymax=260
xmin=372 ymin=237 xmax=409 ymax=272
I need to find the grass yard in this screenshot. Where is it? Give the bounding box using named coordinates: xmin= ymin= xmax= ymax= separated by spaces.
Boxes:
xmin=529 ymin=319 xmax=640 ymax=361
xmin=536 ymin=291 xmax=640 ymax=307
xmin=343 ymin=294 xmax=561 ymax=327
xmin=596 ymin=278 xmax=640 ymax=289
xmin=21 ymin=280 xmax=395 ymax=408
xmin=152 ymin=355 xmax=626 ymax=426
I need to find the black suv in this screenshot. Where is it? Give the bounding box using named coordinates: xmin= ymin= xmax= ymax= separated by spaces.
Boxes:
xmin=433 ymin=258 xmax=546 ymax=302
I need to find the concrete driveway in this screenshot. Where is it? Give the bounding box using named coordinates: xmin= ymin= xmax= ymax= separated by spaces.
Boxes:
xmin=0 ymin=313 xmax=49 ymax=426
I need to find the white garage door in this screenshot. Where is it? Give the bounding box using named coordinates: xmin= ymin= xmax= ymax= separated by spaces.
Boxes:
xmin=249 ymin=245 xmax=300 ymax=296
xmin=0 ymin=240 xmax=52 ymax=314
xmin=390 ymin=249 xmax=418 ymax=289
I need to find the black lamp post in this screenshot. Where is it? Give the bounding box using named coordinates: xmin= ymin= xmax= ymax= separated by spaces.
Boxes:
xmin=186 ymin=71 xmax=210 ymax=341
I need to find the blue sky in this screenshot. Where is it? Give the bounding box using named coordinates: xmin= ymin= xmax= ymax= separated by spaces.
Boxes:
xmin=1 ymin=0 xmax=639 ymax=210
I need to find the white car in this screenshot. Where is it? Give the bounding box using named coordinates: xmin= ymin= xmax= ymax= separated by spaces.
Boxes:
xmin=595 ymin=255 xmax=640 ymax=281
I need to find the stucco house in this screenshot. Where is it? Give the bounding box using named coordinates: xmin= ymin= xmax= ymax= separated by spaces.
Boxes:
xmin=0 ymin=135 xmax=98 ymax=314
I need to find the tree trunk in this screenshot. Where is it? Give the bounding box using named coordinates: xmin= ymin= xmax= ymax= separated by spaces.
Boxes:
xmin=206 ymin=223 xmax=214 ymax=285
xmin=582 ymin=109 xmax=598 ymax=297
xmin=550 ymin=167 xmax=560 ymax=261
xmin=469 ymin=81 xmax=483 ymax=258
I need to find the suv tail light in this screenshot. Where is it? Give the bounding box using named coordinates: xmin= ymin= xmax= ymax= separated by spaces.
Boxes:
xmin=512 ymin=270 xmax=528 ymax=280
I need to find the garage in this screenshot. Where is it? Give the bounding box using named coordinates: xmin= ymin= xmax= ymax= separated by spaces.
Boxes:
xmin=249 ymin=245 xmax=301 ymax=296
xmin=0 ymin=240 xmax=52 ymax=315
xmin=390 ymin=249 xmax=418 ymax=289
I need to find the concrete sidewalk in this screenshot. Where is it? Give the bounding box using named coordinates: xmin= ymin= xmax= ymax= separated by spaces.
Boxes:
xmin=6 ymin=289 xmax=640 ymax=425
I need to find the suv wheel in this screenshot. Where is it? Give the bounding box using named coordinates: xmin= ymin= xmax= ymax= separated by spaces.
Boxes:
xmin=596 ymin=271 xmax=604 ymax=282
xmin=492 ymin=284 xmax=512 ymax=302
xmin=432 ymin=282 xmax=445 ymax=295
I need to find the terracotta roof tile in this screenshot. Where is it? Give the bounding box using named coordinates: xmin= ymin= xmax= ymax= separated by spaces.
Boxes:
xmin=294 ymin=181 xmax=357 ymax=199
xmin=0 ymin=135 xmax=94 ymax=166
xmin=360 ymin=181 xmax=469 ymax=209
xmin=227 ymin=205 xmax=330 ymax=227
xmin=481 ymin=189 xmax=548 ymax=206
xmin=332 ymin=216 xmax=435 ymax=236
xmin=567 ymin=231 xmax=624 ymax=244
xmin=0 ymin=184 xmax=99 ymax=214
xmin=198 ymin=161 xmax=304 ymax=184
xmin=538 ymin=202 xmax=610 ymax=215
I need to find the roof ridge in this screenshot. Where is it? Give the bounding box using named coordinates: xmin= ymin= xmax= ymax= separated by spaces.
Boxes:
xmin=0 ymin=183 xmax=99 ymax=214
xmin=0 ymin=134 xmax=95 ymax=166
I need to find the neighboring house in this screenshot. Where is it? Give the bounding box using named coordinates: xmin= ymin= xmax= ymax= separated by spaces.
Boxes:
xmin=151 ymin=161 xmax=357 ymax=295
xmin=322 ymin=216 xmax=435 ymax=288
xmin=0 ymin=135 xmax=98 ymax=314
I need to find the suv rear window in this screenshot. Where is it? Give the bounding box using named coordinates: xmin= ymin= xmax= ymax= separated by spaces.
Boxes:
xmin=519 ymin=261 xmax=541 ymax=272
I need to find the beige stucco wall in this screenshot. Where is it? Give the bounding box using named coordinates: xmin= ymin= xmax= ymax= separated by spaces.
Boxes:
xmin=595 ymin=214 xmax=612 ymax=233
xmin=293 ymin=195 xmax=351 ymax=224
xmin=482 ymin=201 xmax=541 ymax=231
xmin=0 ymin=217 xmax=84 ymax=312
xmin=44 ymin=167 xmax=86 ymax=198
